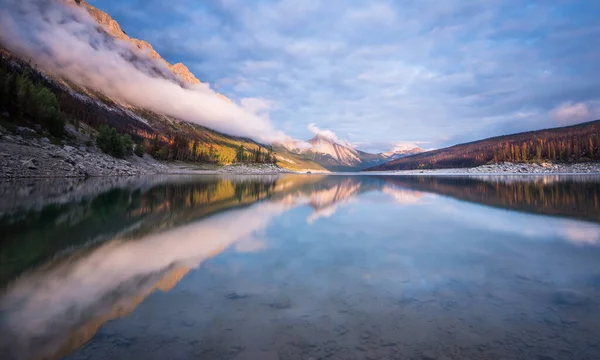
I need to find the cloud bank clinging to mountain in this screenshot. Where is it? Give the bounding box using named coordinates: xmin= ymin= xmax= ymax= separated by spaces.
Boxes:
xmin=0 ymin=0 xmax=288 ymax=143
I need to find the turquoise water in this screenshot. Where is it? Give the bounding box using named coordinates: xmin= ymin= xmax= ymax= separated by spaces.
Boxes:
xmin=1 ymin=175 xmax=600 ymax=360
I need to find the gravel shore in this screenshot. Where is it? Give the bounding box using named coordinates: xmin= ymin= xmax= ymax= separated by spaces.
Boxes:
xmin=0 ymin=125 xmax=291 ymax=178
xmin=371 ymin=161 xmax=600 ymax=175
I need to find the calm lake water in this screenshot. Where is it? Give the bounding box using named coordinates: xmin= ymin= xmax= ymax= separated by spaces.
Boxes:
xmin=1 ymin=174 xmax=600 ymax=360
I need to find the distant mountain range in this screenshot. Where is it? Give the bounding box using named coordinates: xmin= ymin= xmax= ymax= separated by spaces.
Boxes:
xmin=277 ymin=134 xmax=423 ymax=171
xmin=367 ymin=120 xmax=600 ymax=171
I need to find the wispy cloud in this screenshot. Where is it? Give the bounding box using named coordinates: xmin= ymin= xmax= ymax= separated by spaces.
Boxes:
xmin=551 ymin=101 xmax=600 ymax=125
xmin=390 ymin=142 xmax=431 ymax=152
xmin=307 ymin=123 xmax=340 ymax=142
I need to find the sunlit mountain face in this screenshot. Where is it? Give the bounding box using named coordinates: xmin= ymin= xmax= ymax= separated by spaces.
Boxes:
xmin=1 ymin=174 xmax=600 ymax=360
xmin=278 ymin=135 xmax=424 ymax=171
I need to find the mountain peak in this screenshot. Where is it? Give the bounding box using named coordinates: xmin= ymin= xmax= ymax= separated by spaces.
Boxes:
xmin=69 ymin=0 xmax=203 ymax=86
xmin=309 ymin=134 xmax=333 ymax=143
xmin=382 ymin=147 xmax=424 ymax=160
xmin=169 ymin=63 xmax=201 ymax=85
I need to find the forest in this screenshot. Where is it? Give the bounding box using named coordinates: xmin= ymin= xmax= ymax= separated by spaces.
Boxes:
xmin=368 ymin=120 xmax=600 ymax=171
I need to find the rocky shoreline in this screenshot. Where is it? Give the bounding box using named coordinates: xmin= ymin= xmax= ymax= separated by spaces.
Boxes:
xmin=375 ymin=161 xmax=600 ymax=175
xmin=0 ymin=124 xmax=291 ymax=178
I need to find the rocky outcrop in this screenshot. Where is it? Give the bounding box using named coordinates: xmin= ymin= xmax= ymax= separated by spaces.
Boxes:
xmin=69 ymin=0 xmax=203 ymax=87
xmin=0 ymin=125 xmax=168 ymax=178
xmin=72 ymin=0 xmax=162 ymax=60
xmin=169 ymin=63 xmax=201 ymax=85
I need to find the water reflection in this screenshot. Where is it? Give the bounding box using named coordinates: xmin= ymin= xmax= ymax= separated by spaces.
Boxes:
xmin=381 ymin=175 xmax=600 ymax=222
xmin=1 ymin=174 xmax=599 ymax=360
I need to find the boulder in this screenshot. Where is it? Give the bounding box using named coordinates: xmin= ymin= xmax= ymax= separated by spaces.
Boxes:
xmin=21 ymin=159 xmax=37 ymax=169
xmin=16 ymin=127 xmax=37 ymax=137
xmin=552 ymin=289 xmax=588 ymax=306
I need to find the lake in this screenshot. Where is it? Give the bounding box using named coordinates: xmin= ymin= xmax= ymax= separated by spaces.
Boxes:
xmin=1 ymin=174 xmax=600 ymax=360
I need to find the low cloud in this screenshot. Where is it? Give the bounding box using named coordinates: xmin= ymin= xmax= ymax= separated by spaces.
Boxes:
xmin=307 ymin=123 xmax=341 ymax=143
xmin=550 ymin=101 xmax=597 ymax=125
xmin=293 ymin=141 xmax=313 ymax=150
xmin=0 ymin=0 xmax=287 ymax=143
xmin=391 ymin=142 xmax=430 ymax=152
xmin=240 ymin=97 xmax=274 ymax=117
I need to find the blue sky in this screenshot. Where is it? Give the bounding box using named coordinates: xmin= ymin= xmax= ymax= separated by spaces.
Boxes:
xmin=89 ymin=0 xmax=600 ymax=152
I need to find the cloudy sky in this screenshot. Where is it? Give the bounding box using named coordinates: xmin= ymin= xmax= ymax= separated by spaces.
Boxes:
xmin=89 ymin=0 xmax=600 ymax=152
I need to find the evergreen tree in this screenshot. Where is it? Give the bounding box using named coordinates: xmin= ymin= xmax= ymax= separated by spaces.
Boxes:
xmin=134 ymin=142 xmax=146 ymax=157
xmin=236 ymin=144 xmax=245 ymax=162
xmin=191 ymin=140 xmax=198 ymax=161
xmin=0 ymin=69 xmax=9 ymax=110
xmin=151 ymin=135 xmax=160 ymax=155
xmin=254 ymin=146 xmax=261 ymax=163
xmin=96 ymin=125 xmax=133 ymax=158
xmin=7 ymin=74 xmax=18 ymax=116
xmin=209 ymin=145 xmax=218 ymax=163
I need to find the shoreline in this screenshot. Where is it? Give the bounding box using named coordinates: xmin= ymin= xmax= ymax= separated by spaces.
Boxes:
xmin=365 ymin=162 xmax=600 ymax=176
xmin=2 ymin=125 xmax=600 ymax=178
xmin=0 ymin=124 xmax=293 ymax=179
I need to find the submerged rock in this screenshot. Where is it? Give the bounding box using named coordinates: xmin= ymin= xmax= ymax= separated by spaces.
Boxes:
xmin=552 ymin=289 xmax=588 ymax=306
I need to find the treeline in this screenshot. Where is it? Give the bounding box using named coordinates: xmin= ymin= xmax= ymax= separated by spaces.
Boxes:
xmin=235 ymin=144 xmax=275 ymax=163
xmin=369 ymin=120 xmax=600 ymax=170
xmin=147 ymin=134 xmax=221 ymax=163
xmin=96 ymin=125 xmax=134 ymax=158
xmin=492 ymin=135 xmax=600 ymax=163
xmin=141 ymin=134 xmax=275 ymax=164
xmin=0 ymin=64 xmax=65 ymax=136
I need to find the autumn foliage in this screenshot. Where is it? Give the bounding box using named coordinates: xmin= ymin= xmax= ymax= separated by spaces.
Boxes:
xmin=370 ymin=120 xmax=600 ymax=170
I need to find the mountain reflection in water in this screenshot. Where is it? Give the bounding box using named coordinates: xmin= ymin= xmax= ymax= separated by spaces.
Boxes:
xmin=1 ymin=174 xmax=600 ymax=360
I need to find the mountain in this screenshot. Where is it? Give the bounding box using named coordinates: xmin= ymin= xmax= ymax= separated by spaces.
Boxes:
xmin=72 ymin=0 xmax=206 ymax=87
xmin=381 ymin=147 xmax=424 ymax=160
xmin=303 ymin=134 xmax=364 ymax=169
xmin=0 ymin=0 xmax=326 ymax=171
xmin=280 ymin=135 xmax=423 ymax=171
xmin=367 ymin=120 xmax=600 ymax=171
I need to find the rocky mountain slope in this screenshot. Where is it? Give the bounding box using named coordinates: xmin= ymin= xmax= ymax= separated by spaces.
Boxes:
xmin=280 ymin=134 xmax=423 ymax=171
xmin=381 ymin=147 xmax=423 ymax=160
xmin=71 ymin=0 xmax=202 ymax=86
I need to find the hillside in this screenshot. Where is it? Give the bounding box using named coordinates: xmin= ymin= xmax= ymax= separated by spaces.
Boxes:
xmin=0 ymin=0 xmax=326 ymax=172
xmin=367 ymin=120 xmax=600 ymax=171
